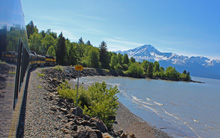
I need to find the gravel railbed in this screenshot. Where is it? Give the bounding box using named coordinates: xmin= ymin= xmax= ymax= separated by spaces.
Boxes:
xmin=23 ymin=68 xmax=66 ymax=137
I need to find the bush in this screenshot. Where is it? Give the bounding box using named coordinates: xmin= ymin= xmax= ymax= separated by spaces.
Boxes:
xmin=127 ymin=63 xmax=144 ymax=76
xmin=57 ymin=81 xmax=119 ymax=128
xmin=53 ymin=65 xmax=64 ymax=72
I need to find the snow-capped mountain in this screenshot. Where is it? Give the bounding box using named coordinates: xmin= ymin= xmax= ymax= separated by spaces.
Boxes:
xmin=115 ymin=45 xmax=220 ymax=79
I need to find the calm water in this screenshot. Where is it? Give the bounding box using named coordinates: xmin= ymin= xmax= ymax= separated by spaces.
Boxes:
xmin=79 ymin=76 xmax=220 ymax=138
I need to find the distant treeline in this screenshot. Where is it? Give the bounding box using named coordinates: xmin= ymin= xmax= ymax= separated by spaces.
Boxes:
xmin=26 ymin=21 xmax=191 ymax=81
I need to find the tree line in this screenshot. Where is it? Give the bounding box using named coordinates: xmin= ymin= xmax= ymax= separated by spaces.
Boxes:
xmin=26 ymin=21 xmax=191 ymax=81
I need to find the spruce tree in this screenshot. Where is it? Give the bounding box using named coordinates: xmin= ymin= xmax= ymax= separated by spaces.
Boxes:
xmin=147 ymin=62 xmax=154 ymax=78
xmin=56 ymin=32 xmax=66 ymax=65
xmin=78 ymin=37 xmax=84 ymax=45
xmin=122 ymin=54 xmax=129 ymax=64
xmin=86 ymin=40 xmax=92 ymax=46
xmin=99 ymin=41 xmax=110 ymax=69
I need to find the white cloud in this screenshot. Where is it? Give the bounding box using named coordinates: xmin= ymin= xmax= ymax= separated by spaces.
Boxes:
xmin=105 ymin=38 xmax=144 ymax=47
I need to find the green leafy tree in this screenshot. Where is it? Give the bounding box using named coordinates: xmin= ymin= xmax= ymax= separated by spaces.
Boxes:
xmin=99 ymin=41 xmax=110 ymax=69
xmin=41 ymin=34 xmax=56 ymax=51
xmin=29 ymin=32 xmax=45 ymax=55
xmin=110 ymin=54 xmax=118 ymax=70
xmin=87 ymin=48 xmax=100 ymax=68
xmin=117 ymin=53 xmax=123 ymax=65
xmin=56 ymin=32 xmax=66 ymax=65
xmin=46 ymin=46 xmax=56 ymax=57
xmin=141 ymin=60 xmax=149 ymax=73
xmin=165 ymin=66 xmax=179 ymax=80
xmin=127 ymin=63 xmax=144 ymax=76
xmin=153 ymin=61 xmax=160 ymax=73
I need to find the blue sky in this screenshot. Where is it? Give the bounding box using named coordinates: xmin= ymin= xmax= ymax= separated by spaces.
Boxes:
xmin=21 ymin=0 xmax=220 ymax=59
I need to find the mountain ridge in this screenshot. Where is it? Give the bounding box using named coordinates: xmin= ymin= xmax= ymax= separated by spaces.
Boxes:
xmin=115 ymin=45 xmax=220 ymax=79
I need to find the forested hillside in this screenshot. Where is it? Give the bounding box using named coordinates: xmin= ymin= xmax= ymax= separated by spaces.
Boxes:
xmin=26 ymin=21 xmax=191 ymax=81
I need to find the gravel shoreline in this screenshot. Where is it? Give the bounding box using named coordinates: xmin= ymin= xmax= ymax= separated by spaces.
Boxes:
xmin=21 ymin=67 xmax=172 ymax=138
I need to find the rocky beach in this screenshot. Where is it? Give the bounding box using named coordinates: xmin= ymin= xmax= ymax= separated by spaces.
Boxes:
xmin=19 ymin=66 xmax=172 ymax=138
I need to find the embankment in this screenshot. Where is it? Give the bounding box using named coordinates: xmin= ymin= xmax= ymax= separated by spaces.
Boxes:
xmin=21 ymin=66 xmax=172 ymax=138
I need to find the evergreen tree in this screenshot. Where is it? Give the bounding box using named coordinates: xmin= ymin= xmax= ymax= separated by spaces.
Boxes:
xmin=26 ymin=21 xmax=38 ymax=39
xmin=186 ymin=71 xmax=191 ymax=81
xmin=117 ymin=53 xmax=123 ymax=65
xmin=67 ymin=45 xmax=77 ymax=66
xmin=130 ymin=57 xmax=136 ymax=63
xmin=86 ymin=40 xmax=92 ymax=46
xmin=40 ymin=30 xmax=46 ymax=38
xmin=183 ymin=70 xmax=187 ymax=74
xmin=122 ymin=54 xmax=129 ymax=64
xmin=56 ymin=32 xmax=66 ymax=65
xmin=99 ymin=41 xmax=110 ymax=69
xmin=78 ymin=37 xmax=84 ymax=45
xmin=147 ymin=62 xmax=154 ymax=78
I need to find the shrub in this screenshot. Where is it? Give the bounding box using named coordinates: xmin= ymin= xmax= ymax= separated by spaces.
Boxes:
xmin=53 ymin=65 xmax=64 ymax=72
xmin=127 ymin=63 xmax=144 ymax=76
xmin=57 ymin=81 xmax=119 ymax=128
xmin=37 ymin=72 xmax=45 ymax=77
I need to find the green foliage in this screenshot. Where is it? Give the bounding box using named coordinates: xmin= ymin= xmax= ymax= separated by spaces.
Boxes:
xmin=86 ymin=40 xmax=92 ymax=46
xmin=87 ymin=48 xmax=100 ymax=68
xmin=147 ymin=62 xmax=154 ymax=78
xmin=130 ymin=57 xmax=136 ymax=64
xmin=78 ymin=37 xmax=84 ymax=45
xmin=56 ymin=33 xmax=66 ymax=65
xmin=46 ymin=46 xmax=56 ymax=57
xmin=41 ymin=34 xmax=56 ymax=50
xmin=58 ymin=80 xmax=74 ymax=99
xmin=26 ymin=21 xmax=191 ymax=81
xmin=127 ymin=63 xmax=144 ymax=76
xmin=153 ymin=61 xmax=160 ymax=73
xmin=141 ymin=60 xmax=149 ymax=73
xmin=53 ymin=65 xmax=64 ymax=72
xmin=29 ymin=32 xmax=45 ymax=55
xmin=115 ymin=63 xmax=123 ymax=70
xmin=37 ymin=72 xmax=45 ymax=77
xmin=26 ymin=21 xmax=38 ymax=39
xmin=110 ymin=54 xmax=118 ymax=69
xmin=122 ymin=54 xmax=129 ymax=65
xmin=84 ymin=82 xmax=119 ymax=128
xmin=99 ymin=41 xmax=110 ymax=69
xmin=165 ymin=66 xmax=179 ymax=80
xmin=57 ymin=81 xmax=119 ymax=128
xmin=117 ymin=53 xmax=123 ymax=65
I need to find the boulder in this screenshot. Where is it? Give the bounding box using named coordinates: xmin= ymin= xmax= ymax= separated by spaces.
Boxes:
xmin=121 ymin=133 xmax=128 ymax=138
xmin=78 ymin=129 xmax=103 ymax=138
xmin=102 ymin=133 xmax=113 ymax=138
xmin=90 ymin=118 xmax=108 ymax=132
xmin=70 ymin=107 xmax=83 ymax=116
